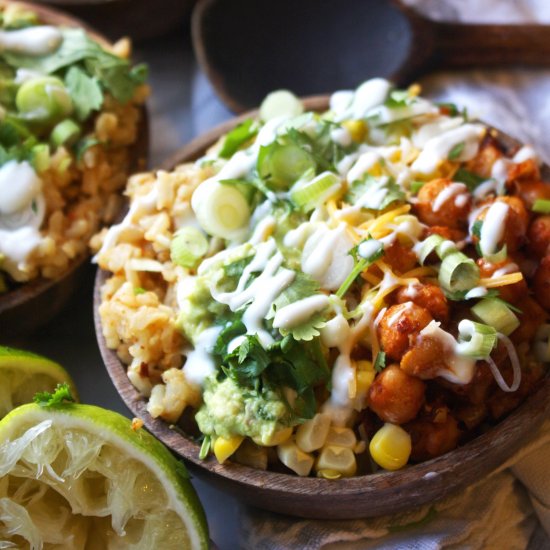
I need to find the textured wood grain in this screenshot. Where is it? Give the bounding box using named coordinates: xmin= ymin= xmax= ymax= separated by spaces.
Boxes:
xmin=192 ymin=0 xmax=550 ymax=112
xmin=95 ymin=102 xmax=550 ymax=519
xmin=0 ymin=1 xmax=149 ymax=337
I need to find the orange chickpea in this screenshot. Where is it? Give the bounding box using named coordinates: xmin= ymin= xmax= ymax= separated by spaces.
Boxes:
xmin=506 ymin=158 xmax=540 ymax=186
xmin=400 ymin=335 xmax=447 ymax=380
xmin=383 ymin=241 xmax=418 ymax=274
xmin=511 ymin=181 xmax=550 ymax=210
xmin=406 ymin=415 xmax=461 ymax=461
xmin=464 ymin=136 xmax=503 ymax=178
xmin=415 ymin=178 xmax=471 ymax=229
xmin=368 ymin=365 xmax=425 ymax=424
xmin=476 ymin=258 xmax=528 ymax=305
xmin=511 ymin=297 xmax=548 ymax=343
xmin=533 ymin=256 xmax=550 ymax=311
xmin=528 ymin=215 xmax=550 ymax=259
xmin=473 ymin=196 xmax=529 ymax=253
xmin=377 ymin=303 xmax=433 ymax=361
xmin=395 ymin=283 xmax=449 ymax=323
xmin=425 ymin=225 xmax=467 ymax=243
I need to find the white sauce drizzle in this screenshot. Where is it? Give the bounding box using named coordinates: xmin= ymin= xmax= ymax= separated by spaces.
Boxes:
xmin=513 ymin=145 xmax=538 ymax=164
xmin=479 ymin=201 xmax=509 ymax=256
xmin=411 ymin=123 xmax=485 ymax=175
xmin=273 ymin=295 xmax=330 ymax=330
xmin=432 ymin=182 xmax=468 ymax=212
xmin=0 ymin=26 xmax=62 ymax=56
xmin=330 ymin=127 xmax=352 ymax=147
xmin=0 ymin=161 xmax=45 ymax=280
xmin=183 ymin=326 xmax=222 ymax=386
xmin=418 ymin=321 xmax=476 ymax=384
xmin=301 ymin=224 xmax=355 ymax=291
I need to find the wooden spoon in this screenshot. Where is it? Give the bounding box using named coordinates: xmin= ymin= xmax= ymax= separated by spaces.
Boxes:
xmin=192 ymin=0 xmax=550 ymax=112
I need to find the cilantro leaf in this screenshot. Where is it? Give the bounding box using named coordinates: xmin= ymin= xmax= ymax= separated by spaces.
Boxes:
xmin=384 ymin=89 xmax=413 ymax=108
xmin=448 ymin=141 xmax=465 ymax=161
xmin=74 ymin=136 xmax=103 ymax=161
xmin=33 ymin=383 xmax=75 ymax=407
xmin=268 ymin=271 xmax=328 ymax=341
xmin=374 ymin=351 xmax=387 ymax=373
xmin=453 ymin=167 xmax=487 ymax=191
xmin=219 ymin=119 xmax=258 ymax=159
xmin=411 ymin=180 xmax=425 ymax=194
xmin=65 ymin=66 xmax=103 ymax=121
xmin=345 ymin=174 xmax=405 ymax=210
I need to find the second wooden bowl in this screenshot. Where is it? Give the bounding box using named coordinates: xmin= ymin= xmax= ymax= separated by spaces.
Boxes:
xmin=0 ymin=1 xmax=148 ymax=337
xmin=94 ymin=100 xmax=550 ymax=519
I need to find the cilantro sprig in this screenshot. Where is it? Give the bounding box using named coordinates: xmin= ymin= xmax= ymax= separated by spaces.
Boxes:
xmin=33 ymin=383 xmax=75 ymax=408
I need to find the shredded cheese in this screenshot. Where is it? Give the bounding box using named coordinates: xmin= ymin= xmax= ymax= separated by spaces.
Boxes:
xmin=479 ymin=272 xmax=524 ymax=288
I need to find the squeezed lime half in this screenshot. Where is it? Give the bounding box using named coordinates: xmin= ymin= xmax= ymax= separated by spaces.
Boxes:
xmin=0 ymin=403 xmax=209 ymax=549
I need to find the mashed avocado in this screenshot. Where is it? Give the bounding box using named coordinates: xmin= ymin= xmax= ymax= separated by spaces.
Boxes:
xmin=195 ymin=376 xmax=293 ymax=445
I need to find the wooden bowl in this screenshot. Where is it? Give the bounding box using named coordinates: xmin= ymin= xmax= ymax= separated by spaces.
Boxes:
xmin=94 ymin=100 xmax=550 ymax=519
xmin=0 ymin=1 xmax=148 ymax=337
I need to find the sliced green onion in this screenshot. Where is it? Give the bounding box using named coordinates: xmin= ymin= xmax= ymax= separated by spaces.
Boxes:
xmin=259 ymin=90 xmax=303 ymax=122
xmin=290 ymin=171 xmax=341 ymax=211
xmin=336 ymin=239 xmax=384 ymax=298
xmin=199 ymin=435 xmax=211 ymax=460
xmin=16 ymin=76 xmax=73 ymax=122
xmin=534 ymin=324 xmax=550 ymax=363
xmin=218 ymin=119 xmax=258 ymax=159
xmin=51 ymin=119 xmax=81 ymax=146
xmin=170 ymin=226 xmax=209 ymax=269
xmin=192 ymin=180 xmax=251 ymax=239
xmin=438 ymin=252 xmax=479 ymax=292
xmin=471 ymin=298 xmax=519 ymax=336
xmin=418 ymin=234 xmax=457 ymax=265
xmin=31 ymin=143 xmax=50 ymax=172
xmin=373 ymin=351 xmax=387 ymax=373
xmin=410 ymin=180 xmax=425 ymax=194
xmin=533 ymin=199 xmax=550 ymax=214
xmin=456 ymin=319 xmax=497 ymax=358
xmin=418 ymin=234 xmax=444 ymax=265
xmin=258 ymin=142 xmax=316 ymax=190
xmin=484 ymin=244 xmax=508 ymax=264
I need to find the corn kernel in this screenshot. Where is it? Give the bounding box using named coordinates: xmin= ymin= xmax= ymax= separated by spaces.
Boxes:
xmin=296 ymin=413 xmax=331 ymax=452
xmin=325 ymin=427 xmax=357 ymax=449
xmin=253 ymin=426 xmax=293 ymax=447
xmin=317 ymin=469 xmax=342 ymax=480
xmin=213 ymin=435 xmax=244 ymax=464
xmin=369 ymin=423 xmax=411 ymax=471
xmin=277 ymin=441 xmax=314 ymax=477
xmin=316 ymin=446 xmax=357 ymax=477
xmin=342 ymin=119 xmax=366 ymax=142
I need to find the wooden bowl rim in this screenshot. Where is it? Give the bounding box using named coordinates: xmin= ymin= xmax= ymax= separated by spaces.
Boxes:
xmin=0 ymin=0 xmax=148 ymax=321
xmin=95 ymin=98 xmax=550 ymax=505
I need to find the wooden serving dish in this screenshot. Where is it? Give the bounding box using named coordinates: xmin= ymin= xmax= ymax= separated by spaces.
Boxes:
xmin=95 ymin=100 xmax=550 ymax=519
xmin=0 ymin=1 xmax=148 ymax=337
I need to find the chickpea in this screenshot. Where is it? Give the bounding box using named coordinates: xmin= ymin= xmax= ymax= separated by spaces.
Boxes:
xmin=476 ymin=258 xmax=528 ymax=305
xmin=377 ymin=303 xmax=433 ymax=361
xmin=425 ymin=225 xmax=467 ymax=243
xmin=368 ymin=365 xmax=425 ymax=424
xmin=473 ymin=196 xmax=529 ymax=253
xmin=533 ymin=256 xmax=550 ymax=311
xmin=395 ymin=283 xmax=449 ymax=323
xmin=511 ymin=297 xmax=548 ymax=343
xmin=511 ymin=181 xmax=550 ymax=210
xmin=414 ymin=178 xmax=471 ymax=229
xmin=406 ymin=415 xmax=461 ymax=461
xmin=528 ymin=215 xmax=550 ymax=259
xmin=400 ymin=335 xmax=447 ymax=380
xmin=464 ymin=136 xmax=503 ymax=178
xmin=506 ymin=158 xmax=540 ymax=186
xmin=383 ymin=241 xmax=417 ymax=274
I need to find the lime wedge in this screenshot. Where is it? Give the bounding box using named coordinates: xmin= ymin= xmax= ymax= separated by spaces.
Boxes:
xmin=0 ymin=403 xmax=209 ymax=549
xmin=0 ymin=346 xmax=78 ymax=419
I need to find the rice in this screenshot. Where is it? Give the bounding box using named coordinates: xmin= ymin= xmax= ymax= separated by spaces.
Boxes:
xmin=94 ymin=161 xmax=216 ymax=418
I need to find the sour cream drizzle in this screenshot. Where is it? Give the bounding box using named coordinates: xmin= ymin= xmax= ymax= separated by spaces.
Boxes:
xmin=0 ymin=161 xmax=45 ymax=280
xmin=0 ymin=26 xmax=62 ymax=56
xmin=479 ymin=201 xmax=509 ymax=256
